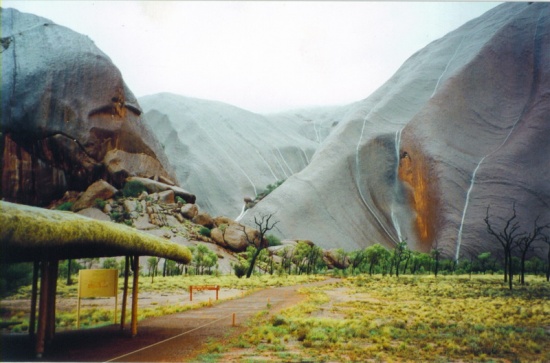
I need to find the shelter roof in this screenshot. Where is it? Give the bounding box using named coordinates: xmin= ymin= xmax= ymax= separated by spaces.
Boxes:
xmin=0 ymin=201 xmax=191 ymax=264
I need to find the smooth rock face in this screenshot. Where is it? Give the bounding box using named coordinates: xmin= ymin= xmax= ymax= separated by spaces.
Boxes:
xmin=139 ymin=94 xmax=347 ymax=219
xmin=243 ymin=2 xmax=550 ymax=258
xmin=0 ymin=8 xmax=176 ymax=206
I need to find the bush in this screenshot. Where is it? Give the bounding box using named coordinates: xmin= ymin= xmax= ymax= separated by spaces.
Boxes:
xmin=55 ymin=202 xmax=74 ymax=211
xmin=0 ymin=263 xmax=33 ymax=297
xmin=122 ymin=180 xmax=147 ymax=198
xmin=267 ymin=234 xmax=282 ymax=247
xmin=199 ymin=227 xmax=211 ymax=237
xmin=233 ymin=263 xmax=248 ymax=278
xmin=95 ymin=198 xmax=107 ymax=209
xmin=176 ymin=196 xmax=186 ymax=205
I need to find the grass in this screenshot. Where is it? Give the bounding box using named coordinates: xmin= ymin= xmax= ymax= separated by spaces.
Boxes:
xmin=0 ymin=274 xmax=325 ymax=332
xmin=3 ymin=273 xmax=549 ymax=362
xmin=211 ymin=274 xmax=550 ymax=363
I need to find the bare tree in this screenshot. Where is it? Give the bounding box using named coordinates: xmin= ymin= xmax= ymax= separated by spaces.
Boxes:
xmin=542 ymin=233 xmax=550 ymax=282
xmin=514 ymin=217 xmax=548 ymax=284
xmin=240 ymin=214 xmax=279 ymax=278
xmin=485 ymin=204 xmax=524 ymax=290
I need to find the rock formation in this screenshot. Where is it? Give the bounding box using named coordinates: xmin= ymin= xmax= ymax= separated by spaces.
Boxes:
xmin=243 ymin=2 xmax=550 ymax=258
xmin=1 ymin=8 xmax=177 ymax=206
xmin=139 ymin=93 xmax=345 ymax=219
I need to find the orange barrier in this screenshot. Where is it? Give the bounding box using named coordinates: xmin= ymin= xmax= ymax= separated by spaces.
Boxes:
xmin=189 ymin=285 xmax=219 ymax=301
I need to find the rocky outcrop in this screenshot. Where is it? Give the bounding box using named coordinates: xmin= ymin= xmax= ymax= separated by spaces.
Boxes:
xmin=1 ymin=8 xmax=177 ymax=206
xmin=242 ymin=2 xmax=550 ymax=258
xmin=126 ymin=177 xmax=195 ymax=204
xmin=139 ymin=94 xmax=344 ymax=219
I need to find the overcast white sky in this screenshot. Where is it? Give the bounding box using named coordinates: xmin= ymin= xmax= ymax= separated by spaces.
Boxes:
xmin=5 ymin=1 xmax=499 ymax=113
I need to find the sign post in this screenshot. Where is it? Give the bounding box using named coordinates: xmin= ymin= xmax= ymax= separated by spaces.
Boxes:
xmin=77 ymin=269 xmax=118 ymax=328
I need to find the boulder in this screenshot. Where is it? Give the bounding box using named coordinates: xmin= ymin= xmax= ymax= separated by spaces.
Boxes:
xmin=72 ymin=180 xmax=117 ymax=212
xmin=211 ymin=223 xmax=259 ymax=252
xmin=76 ymin=207 xmax=111 ymax=222
xmin=192 ymin=212 xmax=215 ymax=229
xmin=134 ymin=215 xmax=157 ymax=230
xmin=323 ymin=249 xmax=350 ymax=270
xmin=104 ymin=150 xmax=175 ymax=187
xmin=214 ymin=216 xmax=237 ymax=227
xmin=158 ymin=190 xmax=175 ymax=204
xmin=181 ymin=204 xmax=199 ymax=220
xmin=123 ymin=200 xmax=138 ymax=214
xmin=126 ymin=177 xmax=195 ymax=204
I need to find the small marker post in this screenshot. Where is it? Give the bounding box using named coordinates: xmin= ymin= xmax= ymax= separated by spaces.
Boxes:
xmin=232 ymin=313 xmax=236 ymax=327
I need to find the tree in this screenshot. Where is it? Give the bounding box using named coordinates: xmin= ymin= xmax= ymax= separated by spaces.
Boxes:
xmin=485 ymin=204 xmax=524 ymax=290
xmin=431 ymin=240 xmax=442 ymax=278
xmin=164 ymin=259 xmax=179 ymax=276
xmin=102 ymin=257 xmax=119 ymax=270
xmin=240 ymin=214 xmax=279 ymax=278
xmin=392 ymin=241 xmax=408 ymax=277
xmin=191 ymin=244 xmax=218 ymax=275
xmin=348 ymin=249 xmax=367 ymax=274
xmin=476 ymin=252 xmax=492 ymax=274
xmin=291 ymin=242 xmax=311 ymax=274
xmin=365 ymin=244 xmax=390 ymax=275
xmin=542 ymin=233 xmax=550 ymax=282
xmin=305 ymin=245 xmax=325 ymax=274
xmin=514 ymin=217 xmax=548 ymax=284
xmin=82 ymin=258 xmax=99 ymax=269
xmin=147 ymin=257 xmax=160 ymax=283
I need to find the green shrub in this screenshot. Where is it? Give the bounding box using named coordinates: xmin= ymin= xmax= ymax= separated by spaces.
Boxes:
xmin=176 ymin=196 xmax=186 ymax=205
xmin=199 ymin=227 xmax=211 ymax=237
xmin=95 ymin=198 xmax=107 ymax=209
xmin=122 ymin=180 xmax=147 ymax=198
xmin=233 ymin=263 xmax=247 ymax=278
xmin=267 ymin=234 xmax=282 ymax=246
xmin=55 ymin=202 xmax=74 ymax=211
xmin=0 ymin=263 xmax=33 ymax=297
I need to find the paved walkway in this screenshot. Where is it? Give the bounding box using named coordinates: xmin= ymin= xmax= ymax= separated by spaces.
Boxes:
xmin=1 ymin=279 xmax=336 ymax=362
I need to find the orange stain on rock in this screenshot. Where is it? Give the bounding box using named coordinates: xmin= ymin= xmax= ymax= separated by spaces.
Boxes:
xmin=398 ymin=139 xmax=440 ymax=251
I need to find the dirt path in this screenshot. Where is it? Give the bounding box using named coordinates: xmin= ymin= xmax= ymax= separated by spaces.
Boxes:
xmin=1 ymin=278 xmax=338 ymax=362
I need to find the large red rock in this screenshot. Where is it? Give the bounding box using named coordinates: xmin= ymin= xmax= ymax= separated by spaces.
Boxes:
xmin=0 ymin=8 xmax=177 ymax=206
xmin=242 ymin=3 xmax=550 ymax=259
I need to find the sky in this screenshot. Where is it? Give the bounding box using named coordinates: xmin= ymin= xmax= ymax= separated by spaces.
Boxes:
xmin=4 ymin=1 xmax=500 ymax=113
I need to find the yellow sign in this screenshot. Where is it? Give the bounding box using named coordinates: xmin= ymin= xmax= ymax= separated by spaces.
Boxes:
xmin=78 ymin=269 xmax=118 ymax=298
xmin=77 ymin=269 xmax=118 ymax=328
